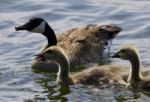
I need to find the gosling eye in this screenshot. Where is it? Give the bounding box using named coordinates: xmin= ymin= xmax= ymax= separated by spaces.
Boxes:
xmin=47 ymin=50 xmax=52 ymax=54
xmin=120 ymin=49 xmax=126 ymax=53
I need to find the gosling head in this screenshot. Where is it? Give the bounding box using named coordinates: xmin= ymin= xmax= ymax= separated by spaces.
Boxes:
xmin=42 ymin=46 xmax=69 ymax=64
xmin=15 ymin=17 xmax=48 ymax=34
xmin=42 ymin=46 xmax=62 ymax=62
xmin=112 ymin=45 xmax=139 ymax=61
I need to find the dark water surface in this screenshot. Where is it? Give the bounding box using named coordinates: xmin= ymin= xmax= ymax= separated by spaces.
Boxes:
xmin=0 ymin=0 xmax=150 ymax=101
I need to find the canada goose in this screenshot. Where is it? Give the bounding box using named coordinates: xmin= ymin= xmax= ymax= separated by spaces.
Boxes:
xmin=113 ymin=45 xmax=150 ymax=89
xmin=41 ymin=46 xmax=131 ymax=86
xmin=15 ymin=17 xmax=122 ymax=71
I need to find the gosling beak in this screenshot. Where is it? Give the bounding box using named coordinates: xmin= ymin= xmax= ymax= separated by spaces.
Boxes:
xmin=34 ymin=53 xmax=43 ymax=56
xmin=34 ymin=53 xmax=45 ymax=61
xmin=112 ymin=52 xmax=119 ymax=58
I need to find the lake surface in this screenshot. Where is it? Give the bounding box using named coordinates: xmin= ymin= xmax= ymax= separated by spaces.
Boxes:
xmin=0 ymin=0 xmax=150 ymax=101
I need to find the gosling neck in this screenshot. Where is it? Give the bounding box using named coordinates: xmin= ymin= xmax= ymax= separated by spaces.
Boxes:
xmin=128 ymin=53 xmax=141 ymax=82
xmin=43 ymin=23 xmax=57 ymax=47
xmin=56 ymin=51 xmax=70 ymax=84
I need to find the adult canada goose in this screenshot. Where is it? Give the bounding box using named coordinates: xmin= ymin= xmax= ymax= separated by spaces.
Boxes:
xmin=15 ymin=17 xmax=122 ymax=71
xmin=113 ymin=45 xmax=150 ymax=89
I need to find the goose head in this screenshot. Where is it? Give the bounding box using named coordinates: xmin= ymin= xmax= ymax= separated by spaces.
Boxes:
xmin=42 ymin=46 xmax=71 ymax=85
xmin=100 ymin=24 xmax=122 ymax=40
xmin=112 ymin=45 xmax=143 ymax=90
xmin=112 ymin=45 xmax=139 ymax=61
xmin=15 ymin=17 xmax=47 ymax=34
xmin=99 ymin=24 xmax=122 ymax=58
xmin=42 ymin=46 xmax=69 ymax=68
xmin=42 ymin=46 xmax=64 ymax=61
xmin=42 ymin=47 xmax=59 ymax=62
xmin=112 ymin=45 xmax=141 ymax=81
xmin=15 ymin=17 xmax=57 ymax=46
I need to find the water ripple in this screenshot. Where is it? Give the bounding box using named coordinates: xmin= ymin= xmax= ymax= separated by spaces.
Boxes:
xmin=0 ymin=0 xmax=150 ymax=102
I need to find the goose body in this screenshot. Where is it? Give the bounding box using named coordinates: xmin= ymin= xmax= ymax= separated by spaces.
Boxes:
xmin=15 ymin=17 xmax=122 ymax=71
xmin=113 ymin=45 xmax=150 ymax=89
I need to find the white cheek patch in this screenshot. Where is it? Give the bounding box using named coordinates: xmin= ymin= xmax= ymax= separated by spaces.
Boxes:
xmin=31 ymin=21 xmax=46 ymax=34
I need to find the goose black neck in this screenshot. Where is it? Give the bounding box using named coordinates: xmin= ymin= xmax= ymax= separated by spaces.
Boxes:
xmin=43 ymin=23 xmax=57 ymax=47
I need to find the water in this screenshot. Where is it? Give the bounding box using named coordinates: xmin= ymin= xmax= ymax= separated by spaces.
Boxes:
xmin=0 ymin=0 xmax=150 ymax=101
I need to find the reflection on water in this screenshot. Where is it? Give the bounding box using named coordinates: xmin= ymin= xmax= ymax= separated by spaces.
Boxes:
xmin=0 ymin=0 xmax=150 ymax=101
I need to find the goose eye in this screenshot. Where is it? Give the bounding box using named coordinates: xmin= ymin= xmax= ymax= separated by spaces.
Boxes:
xmin=106 ymin=25 xmax=111 ymax=28
xmin=104 ymin=42 xmax=108 ymax=46
xmin=121 ymin=49 xmax=126 ymax=53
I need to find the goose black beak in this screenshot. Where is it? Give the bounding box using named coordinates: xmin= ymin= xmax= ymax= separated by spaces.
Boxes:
xmin=112 ymin=52 xmax=119 ymax=58
xmin=15 ymin=21 xmax=32 ymax=31
xmin=15 ymin=24 xmax=28 ymax=31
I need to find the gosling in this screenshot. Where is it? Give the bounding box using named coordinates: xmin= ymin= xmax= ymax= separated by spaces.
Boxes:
xmin=113 ymin=45 xmax=150 ymax=89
